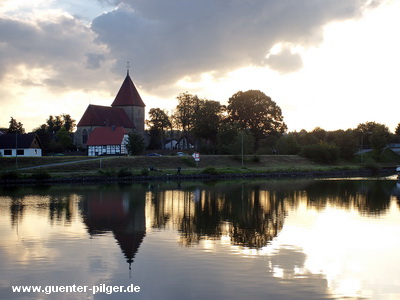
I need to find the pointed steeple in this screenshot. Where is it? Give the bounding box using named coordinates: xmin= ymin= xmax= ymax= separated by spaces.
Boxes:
xmin=111 ymin=72 xmax=145 ymax=107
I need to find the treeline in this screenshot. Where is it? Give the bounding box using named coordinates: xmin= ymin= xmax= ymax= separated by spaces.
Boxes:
xmin=3 ymin=89 xmax=400 ymax=162
xmin=148 ymin=90 xmax=400 ymax=163
xmin=3 ymin=115 xmax=76 ymax=153
xmin=147 ymin=90 xmax=287 ymax=153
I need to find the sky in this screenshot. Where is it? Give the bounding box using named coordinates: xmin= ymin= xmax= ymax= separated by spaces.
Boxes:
xmin=0 ymin=0 xmax=399 ymax=133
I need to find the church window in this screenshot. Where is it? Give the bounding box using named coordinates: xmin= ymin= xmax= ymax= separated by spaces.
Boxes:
xmin=82 ymin=129 xmax=88 ymax=144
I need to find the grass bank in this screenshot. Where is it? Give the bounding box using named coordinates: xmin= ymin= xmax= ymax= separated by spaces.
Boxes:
xmin=1 ymin=154 xmax=396 ymax=184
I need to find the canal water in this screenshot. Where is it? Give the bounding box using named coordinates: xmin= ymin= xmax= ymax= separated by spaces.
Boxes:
xmin=0 ymin=177 xmax=400 ymax=300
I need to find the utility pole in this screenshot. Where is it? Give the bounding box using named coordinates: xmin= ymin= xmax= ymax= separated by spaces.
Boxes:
xmin=15 ymin=132 xmax=18 ymax=170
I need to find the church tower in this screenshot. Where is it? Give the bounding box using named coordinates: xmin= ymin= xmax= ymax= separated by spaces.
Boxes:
xmin=111 ymin=70 xmax=146 ymax=134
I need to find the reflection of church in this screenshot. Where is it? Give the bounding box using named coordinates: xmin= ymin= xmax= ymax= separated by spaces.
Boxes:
xmin=80 ymin=189 xmax=146 ymax=269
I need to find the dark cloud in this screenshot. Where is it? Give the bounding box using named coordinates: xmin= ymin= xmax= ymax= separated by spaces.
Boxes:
xmin=0 ymin=0 xmax=384 ymax=96
xmin=0 ymin=15 xmax=111 ymax=91
xmin=86 ymin=53 xmax=105 ymax=69
xmin=91 ymin=0 xmax=382 ymax=89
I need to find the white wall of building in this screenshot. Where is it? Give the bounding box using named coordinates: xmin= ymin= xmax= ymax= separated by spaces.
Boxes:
xmin=0 ymin=148 xmax=42 ymax=157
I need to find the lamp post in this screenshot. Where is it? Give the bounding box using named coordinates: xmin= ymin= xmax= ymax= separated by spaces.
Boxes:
xmin=15 ymin=132 xmax=18 ymax=170
xmin=241 ymin=130 xmax=244 ymax=167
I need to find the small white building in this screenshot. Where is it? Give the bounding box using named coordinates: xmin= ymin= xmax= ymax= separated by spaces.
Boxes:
xmin=0 ymin=133 xmax=43 ymax=157
xmin=164 ymin=139 xmax=178 ymax=150
xmin=86 ymin=126 xmax=129 ymax=156
xmin=175 ymin=136 xmax=194 ymax=150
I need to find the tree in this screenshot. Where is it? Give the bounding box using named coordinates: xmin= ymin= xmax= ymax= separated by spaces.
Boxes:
xmin=356 ymin=121 xmax=389 ymax=150
xmin=301 ymin=142 xmax=340 ymax=164
xmin=215 ymin=124 xmax=254 ymax=155
xmin=173 ymin=92 xmax=201 ymax=148
xmin=56 ymin=127 xmax=74 ymax=151
xmin=216 ymin=123 xmax=239 ymax=154
xmin=370 ymin=124 xmax=389 ymax=155
xmin=311 ymin=127 xmax=327 ymax=142
xmin=328 ymin=129 xmax=358 ymax=160
xmin=227 ymin=90 xmax=287 ymax=148
xmin=62 ymin=114 xmax=76 ymax=132
xmin=146 ymin=108 xmax=171 ymax=149
xmin=192 ymin=100 xmax=223 ymax=149
xmin=127 ymin=132 xmax=145 ymax=155
xmin=395 ymin=123 xmax=400 ymax=136
xmin=275 ymin=134 xmax=301 ymax=155
xmin=46 ymin=114 xmax=75 ymax=133
xmin=7 ymin=117 xmax=25 ymax=134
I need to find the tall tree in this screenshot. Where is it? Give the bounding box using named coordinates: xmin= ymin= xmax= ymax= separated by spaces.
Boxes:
xmin=56 ymin=127 xmax=74 ymax=151
xmin=370 ymin=124 xmax=390 ymax=155
xmin=174 ymin=92 xmax=200 ymax=129
xmin=356 ymin=121 xmax=389 ymax=150
xmin=7 ymin=117 xmax=25 ymax=134
xmin=45 ymin=114 xmax=75 ymax=133
xmin=395 ymin=123 xmax=400 ymax=136
xmin=146 ymin=108 xmax=171 ymax=149
xmin=192 ymin=100 xmax=223 ymax=148
xmin=227 ymin=90 xmax=287 ymax=148
xmin=127 ymin=132 xmax=145 ymax=155
xmin=62 ymin=114 xmax=76 ymax=132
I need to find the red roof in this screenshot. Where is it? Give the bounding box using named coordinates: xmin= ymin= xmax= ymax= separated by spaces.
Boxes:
xmin=77 ymin=105 xmax=134 ymax=128
xmin=86 ymin=126 xmax=128 ymax=146
xmin=111 ymin=73 xmax=145 ymax=107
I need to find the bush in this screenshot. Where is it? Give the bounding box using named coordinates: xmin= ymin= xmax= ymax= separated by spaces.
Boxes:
xmin=202 ymin=167 xmax=219 ymax=175
xmin=30 ymin=170 xmax=51 ymax=180
xmin=140 ymin=168 xmax=149 ymax=176
xmin=117 ymin=168 xmax=132 ymax=178
xmin=301 ymin=143 xmax=339 ymax=164
xmin=276 ymin=134 xmax=301 ymax=155
xmin=363 ymin=161 xmax=380 ymax=175
xmin=181 ymin=157 xmax=196 ymax=167
xmin=98 ymin=169 xmax=117 ymax=176
xmin=1 ymin=171 xmax=20 ymax=180
xmin=127 ymin=132 xmax=145 ymax=155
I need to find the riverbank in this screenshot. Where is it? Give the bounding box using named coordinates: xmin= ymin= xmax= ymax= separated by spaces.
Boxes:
xmin=0 ymin=154 xmax=397 ymax=185
xmin=3 ymin=168 xmax=397 ymax=184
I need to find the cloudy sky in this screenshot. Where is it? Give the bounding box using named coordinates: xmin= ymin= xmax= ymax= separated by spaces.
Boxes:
xmin=0 ymin=0 xmax=399 ymax=132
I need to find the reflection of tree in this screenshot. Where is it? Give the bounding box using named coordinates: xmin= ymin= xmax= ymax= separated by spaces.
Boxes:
xmin=302 ymin=180 xmax=394 ymax=215
xmin=48 ymin=195 xmax=73 ymax=225
xmin=148 ymin=184 xmax=287 ymax=249
xmin=228 ymin=186 xmax=285 ymax=248
xmin=5 ymin=190 xmax=76 ymax=227
xmin=1 ymin=178 xmax=398 ymax=261
xmin=10 ymin=198 xmax=25 ymax=227
xmin=147 ymin=179 xmax=398 ymax=249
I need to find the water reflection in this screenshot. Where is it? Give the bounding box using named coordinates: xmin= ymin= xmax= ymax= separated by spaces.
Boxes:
xmin=1 ymin=179 xmax=400 ymax=299
xmin=147 ymin=183 xmax=286 ymax=248
xmin=79 ymin=187 xmax=146 ymax=269
xmin=2 ymin=179 xmax=399 ymax=253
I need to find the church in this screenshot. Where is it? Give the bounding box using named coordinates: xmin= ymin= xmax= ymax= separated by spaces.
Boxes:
xmin=74 ymin=70 xmax=146 ymax=151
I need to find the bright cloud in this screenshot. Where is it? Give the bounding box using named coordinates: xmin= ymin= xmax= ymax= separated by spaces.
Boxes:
xmin=0 ymin=0 xmax=398 ymax=132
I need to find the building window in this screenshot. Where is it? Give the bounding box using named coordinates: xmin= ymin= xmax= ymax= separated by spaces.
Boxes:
xmin=17 ymin=150 xmax=24 ymax=155
xmin=82 ymin=129 xmax=88 ymax=144
xmin=4 ymin=150 xmax=12 ymax=155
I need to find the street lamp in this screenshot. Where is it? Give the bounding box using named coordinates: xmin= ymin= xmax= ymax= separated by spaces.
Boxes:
xmin=15 ymin=132 xmax=18 ymax=170
xmin=241 ymin=130 xmax=244 ymax=167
